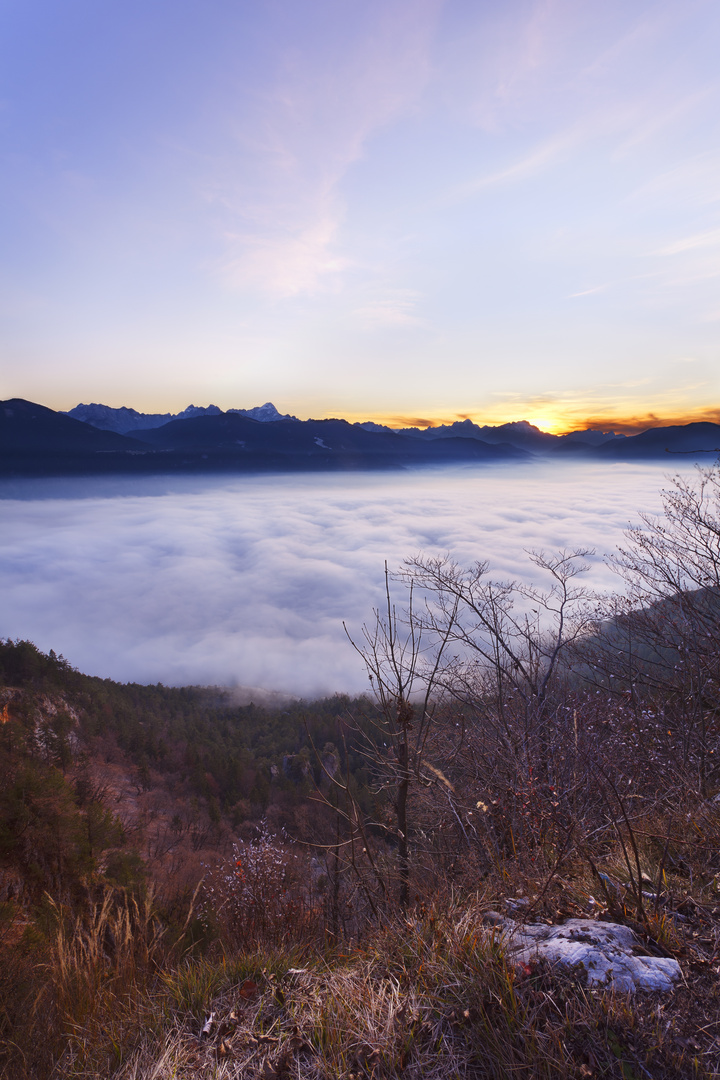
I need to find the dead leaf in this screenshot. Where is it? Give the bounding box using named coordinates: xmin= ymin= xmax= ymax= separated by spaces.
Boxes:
xmin=238 ymin=979 xmax=259 ymax=999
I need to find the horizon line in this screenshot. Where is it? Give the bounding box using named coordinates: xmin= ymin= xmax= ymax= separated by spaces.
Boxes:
xmin=6 ymin=395 xmax=720 ymax=438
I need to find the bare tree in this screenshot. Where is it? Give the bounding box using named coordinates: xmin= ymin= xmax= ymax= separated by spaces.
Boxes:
xmin=591 ymin=466 xmax=720 ymax=795
xmin=333 ymin=551 xmax=598 ymax=912
xmin=343 ymin=563 xmax=460 ymax=911
xmin=401 ymin=548 xmax=596 ymax=786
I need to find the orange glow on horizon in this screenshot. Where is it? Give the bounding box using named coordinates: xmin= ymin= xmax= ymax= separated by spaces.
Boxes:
xmin=567 ymin=408 xmax=720 ymax=436
xmin=344 ymin=405 xmax=720 ymax=436
xmin=33 ymin=394 xmax=720 ymax=437
xmin=523 ymin=416 xmax=566 ymax=435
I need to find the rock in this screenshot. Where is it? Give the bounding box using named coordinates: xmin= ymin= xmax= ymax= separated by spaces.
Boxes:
xmin=491 ymin=917 xmax=681 ymax=993
xmin=505 ymin=897 xmax=530 ymax=912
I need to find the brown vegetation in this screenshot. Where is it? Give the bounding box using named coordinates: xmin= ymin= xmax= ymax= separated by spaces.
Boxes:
xmin=3 ymin=466 xmax=720 ymax=1077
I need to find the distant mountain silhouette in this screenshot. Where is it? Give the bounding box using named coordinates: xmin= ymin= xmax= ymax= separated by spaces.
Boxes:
xmin=391 ymin=418 xmax=627 ymax=453
xmin=3 ymin=399 xmax=718 ymax=477
xmin=560 ymin=429 xmax=626 ymax=447
xmin=132 ymin=412 xmax=527 ymax=468
xmin=358 ymin=417 xmax=720 ymax=459
xmin=228 ymin=403 xmax=300 ymax=423
xmin=1 ymin=400 xmax=527 ymax=477
xmin=66 ymin=401 xmax=298 ymax=433
xmin=398 ymin=418 xmax=557 ymax=449
xmin=595 ymin=422 xmax=720 ymax=459
xmin=1 ymin=399 xmax=142 ymax=453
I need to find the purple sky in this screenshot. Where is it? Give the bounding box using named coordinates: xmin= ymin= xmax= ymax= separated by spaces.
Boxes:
xmin=1 ymin=1 xmax=719 ymax=432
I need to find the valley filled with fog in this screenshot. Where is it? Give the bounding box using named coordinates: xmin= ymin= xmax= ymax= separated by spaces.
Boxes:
xmin=0 ymin=461 xmax=696 ymax=696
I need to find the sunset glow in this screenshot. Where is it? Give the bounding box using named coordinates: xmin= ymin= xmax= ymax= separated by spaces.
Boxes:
xmin=351 ymin=403 xmax=720 ymax=437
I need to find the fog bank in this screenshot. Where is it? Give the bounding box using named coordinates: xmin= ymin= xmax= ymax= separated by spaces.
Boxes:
xmin=0 ymin=462 xmax=688 ymax=696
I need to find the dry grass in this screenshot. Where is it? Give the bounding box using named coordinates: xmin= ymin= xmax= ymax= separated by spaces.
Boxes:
xmin=5 ymin=783 xmax=720 ymax=1079
xmin=0 ymin=887 xmax=192 ymax=1080
xmin=20 ymin=893 xmax=716 ymax=1080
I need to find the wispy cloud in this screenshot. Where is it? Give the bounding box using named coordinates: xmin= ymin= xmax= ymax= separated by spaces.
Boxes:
xmin=613 ymin=87 xmax=715 ymax=155
xmin=443 ymin=1 xmax=719 ymax=214
xmin=627 ymin=150 xmax=720 ymax=208
xmin=578 ymin=407 xmax=720 ymax=435
xmin=221 ymin=218 xmax=350 ymax=297
xmin=354 ymin=289 xmax=425 ymax=327
xmin=449 ymin=130 xmax=576 ymax=199
xmin=655 ymin=227 xmax=720 ymax=256
xmin=568 ymin=283 xmax=609 ymax=298
xmin=210 ymin=0 xmax=441 ymax=297
xmin=382 ymin=415 xmax=438 ymax=428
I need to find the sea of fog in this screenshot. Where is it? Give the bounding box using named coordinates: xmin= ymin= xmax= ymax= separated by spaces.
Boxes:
xmin=0 ymin=461 xmax=698 ymax=697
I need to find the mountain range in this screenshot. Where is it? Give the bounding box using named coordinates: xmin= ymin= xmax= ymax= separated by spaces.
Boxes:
xmin=1 ymin=398 xmax=719 ymax=478
xmin=66 ymin=400 xmax=298 ymax=433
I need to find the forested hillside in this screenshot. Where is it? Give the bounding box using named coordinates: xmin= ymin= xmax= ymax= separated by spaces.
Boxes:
xmin=0 ymin=639 xmax=378 ymax=906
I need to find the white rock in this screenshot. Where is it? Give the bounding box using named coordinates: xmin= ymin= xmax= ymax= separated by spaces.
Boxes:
xmin=494 ymin=917 xmax=681 ymax=993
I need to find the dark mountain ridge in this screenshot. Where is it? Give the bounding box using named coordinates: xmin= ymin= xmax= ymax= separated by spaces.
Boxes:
xmin=2 ymin=398 xmax=719 ymax=477
xmin=595 ymin=421 xmax=720 ymax=459
xmin=0 ymin=399 xmax=527 ymax=477
xmin=0 ymin=398 xmax=146 ymax=453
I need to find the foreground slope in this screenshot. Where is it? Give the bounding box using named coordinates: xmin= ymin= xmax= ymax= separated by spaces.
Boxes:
xmin=2 ymin=638 xmax=720 ymax=1079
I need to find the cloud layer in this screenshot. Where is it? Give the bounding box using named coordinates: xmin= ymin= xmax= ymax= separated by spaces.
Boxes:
xmin=0 ymin=463 xmax=691 ymax=697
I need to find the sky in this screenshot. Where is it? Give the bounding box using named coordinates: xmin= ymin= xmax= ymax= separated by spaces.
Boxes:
xmin=0 ymin=461 xmax=685 ymax=693
xmin=1 ymin=0 xmax=719 ymax=433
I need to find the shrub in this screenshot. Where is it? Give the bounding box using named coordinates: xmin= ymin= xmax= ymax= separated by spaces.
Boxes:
xmin=202 ymin=820 xmax=320 ymax=948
